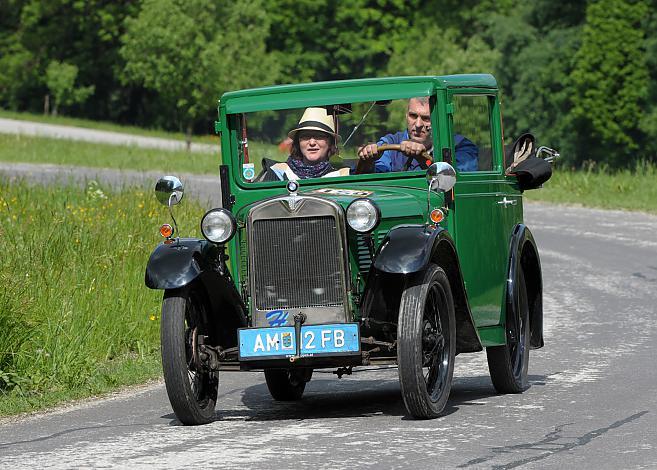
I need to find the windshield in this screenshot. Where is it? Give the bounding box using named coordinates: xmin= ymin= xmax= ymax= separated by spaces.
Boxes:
xmin=234 ymin=97 xmax=434 ymax=183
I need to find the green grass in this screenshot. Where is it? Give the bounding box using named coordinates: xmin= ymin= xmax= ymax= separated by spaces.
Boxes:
xmin=0 ymin=108 xmax=218 ymax=145
xmin=0 ymin=180 xmax=205 ymax=416
xmin=1 ymin=133 xmax=221 ymax=174
xmin=525 ymin=161 xmax=657 ymax=214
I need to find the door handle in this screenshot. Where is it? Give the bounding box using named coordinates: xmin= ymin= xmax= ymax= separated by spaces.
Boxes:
xmin=497 ymin=197 xmax=517 ymax=206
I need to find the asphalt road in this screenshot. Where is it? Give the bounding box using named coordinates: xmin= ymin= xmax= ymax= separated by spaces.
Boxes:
xmin=1 ymin=165 xmax=656 ymax=469
xmin=0 ymin=162 xmax=223 ymax=208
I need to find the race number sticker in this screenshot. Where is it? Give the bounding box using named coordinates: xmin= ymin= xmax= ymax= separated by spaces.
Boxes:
xmin=242 ymin=163 xmax=255 ymax=181
xmin=311 ymin=188 xmax=373 ymax=197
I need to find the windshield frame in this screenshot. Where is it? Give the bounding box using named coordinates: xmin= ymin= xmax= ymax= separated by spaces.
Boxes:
xmin=224 ymin=91 xmax=442 ymax=190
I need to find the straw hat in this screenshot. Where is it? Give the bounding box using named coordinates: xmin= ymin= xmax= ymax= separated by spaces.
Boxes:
xmin=288 ymin=107 xmax=337 ymax=139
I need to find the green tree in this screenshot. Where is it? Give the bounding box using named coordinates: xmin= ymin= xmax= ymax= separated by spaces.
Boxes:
xmin=0 ymin=0 xmax=40 ymax=111
xmin=0 ymin=1 xmax=140 ymax=119
xmin=386 ymin=25 xmax=500 ymax=77
xmin=0 ymin=42 xmax=36 ymax=110
xmin=264 ymin=0 xmax=333 ymax=84
xmin=265 ymin=0 xmax=420 ymax=83
xmin=570 ymin=0 xmax=649 ymax=166
xmin=45 ymin=61 xmax=95 ymax=115
xmin=504 ymin=27 xmax=580 ymax=159
xmin=121 ymin=0 xmax=276 ymax=145
xmin=639 ymin=2 xmax=657 ymax=162
xmin=384 ymin=22 xmax=500 ymax=130
xmin=484 ymin=9 xmax=582 ymax=162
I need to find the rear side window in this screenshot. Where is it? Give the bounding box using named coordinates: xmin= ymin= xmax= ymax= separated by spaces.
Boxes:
xmin=451 ymin=95 xmax=493 ymax=172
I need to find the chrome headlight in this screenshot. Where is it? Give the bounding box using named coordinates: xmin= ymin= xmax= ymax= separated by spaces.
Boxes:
xmin=346 ymin=198 xmax=380 ymax=233
xmin=201 ymin=208 xmax=236 ymax=243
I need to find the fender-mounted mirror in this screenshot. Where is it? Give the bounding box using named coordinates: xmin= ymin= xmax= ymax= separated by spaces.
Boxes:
xmin=426 ymin=162 xmax=456 ymax=193
xmin=155 ymin=176 xmax=184 ymax=207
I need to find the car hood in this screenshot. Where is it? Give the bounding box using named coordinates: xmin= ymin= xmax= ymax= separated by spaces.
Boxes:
xmin=235 ymin=184 xmax=428 ymax=223
xmin=300 ymin=185 xmax=426 ymax=218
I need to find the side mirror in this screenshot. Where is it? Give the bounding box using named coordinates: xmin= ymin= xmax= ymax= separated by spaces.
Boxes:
xmin=155 ymin=176 xmax=184 ymax=206
xmin=536 ymin=146 xmax=560 ymax=163
xmin=426 ymin=162 xmax=456 ymax=193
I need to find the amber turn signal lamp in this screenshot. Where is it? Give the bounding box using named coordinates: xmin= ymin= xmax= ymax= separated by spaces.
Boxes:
xmin=160 ymin=223 xmax=174 ymax=238
xmin=429 ymin=209 xmax=444 ymax=224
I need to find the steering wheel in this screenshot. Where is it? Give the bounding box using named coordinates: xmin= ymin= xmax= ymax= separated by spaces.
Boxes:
xmin=355 ymin=144 xmax=433 ymax=173
xmin=378 ymin=144 xmax=433 ymax=170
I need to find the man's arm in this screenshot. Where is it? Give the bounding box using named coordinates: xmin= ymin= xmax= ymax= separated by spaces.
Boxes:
xmin=454 ymin=135 xmax=479 ymax=172
xmin=357 ymin=131 xmax=427 ymax=173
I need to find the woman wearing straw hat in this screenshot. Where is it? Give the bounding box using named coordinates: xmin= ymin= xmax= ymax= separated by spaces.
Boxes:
xmin=263 ymin=107 xmax=349 ymax=181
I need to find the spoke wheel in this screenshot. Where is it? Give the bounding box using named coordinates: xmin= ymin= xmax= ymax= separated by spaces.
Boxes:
xmin=161 ymin=288 xmax=218 ymax=425
xmin=397 ymin=264 xmax=455 ymax=418
xmin=486 ymin=268 xmax=530 ymax=393
xmin=264 ymin=368 xmax=312 ymax=401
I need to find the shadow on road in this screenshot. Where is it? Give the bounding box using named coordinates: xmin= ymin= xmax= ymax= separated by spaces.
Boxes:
xmin=164 ymin=372 xmax=546 ymax=425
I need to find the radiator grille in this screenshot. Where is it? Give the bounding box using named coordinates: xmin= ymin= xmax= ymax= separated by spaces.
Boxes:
xmin=252 ymin=217 xmax=344 ymax=310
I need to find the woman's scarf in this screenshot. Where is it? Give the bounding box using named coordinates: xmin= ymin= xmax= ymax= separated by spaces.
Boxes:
xmin=286 ymin=156 xmax=334 ymax=179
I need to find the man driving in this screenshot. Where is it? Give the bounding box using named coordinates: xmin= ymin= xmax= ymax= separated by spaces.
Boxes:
xmin=356 ymin=97 xmax=478 ymax=172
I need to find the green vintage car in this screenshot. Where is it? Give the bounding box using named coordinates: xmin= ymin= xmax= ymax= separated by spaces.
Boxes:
xmin=146 ymin=74 xmax=558 ymax=425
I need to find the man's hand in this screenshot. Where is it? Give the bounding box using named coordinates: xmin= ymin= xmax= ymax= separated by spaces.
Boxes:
xmin=356 ymin=143 xmax=379 ymax=173
xmin=357 ymin=143 xmax=379 ymax=160
xmin=399 ymin=140 xmax=427 ymax=156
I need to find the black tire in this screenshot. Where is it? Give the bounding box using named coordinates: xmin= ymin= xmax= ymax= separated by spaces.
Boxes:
xmin=486 ymin=268 xmax=530 ymax=393
xmin=161 ymin=289 xmax=218 ymax=425
xmin=397 ymin=264 xmax=456 ymax=418
xmin=264 ymin=368 xmax=312 ymax=401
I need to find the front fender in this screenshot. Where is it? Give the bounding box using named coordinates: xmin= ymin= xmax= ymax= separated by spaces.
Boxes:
xmin=372 ymin=224 xmax=448 ymax=274
xmin=364 ymin=225 xmax=482 ymax=354
xmin=145 ymin=238 xmax=220 ymax=290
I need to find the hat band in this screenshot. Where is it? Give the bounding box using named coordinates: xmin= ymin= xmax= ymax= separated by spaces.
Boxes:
xmin=295 ymin=120 xmax=334 ymax=134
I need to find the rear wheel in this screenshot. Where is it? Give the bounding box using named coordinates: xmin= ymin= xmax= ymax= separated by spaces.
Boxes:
xmin=264 ymin=368 xmax=313 ymax=401
xmin=161 ymin=288 xmax=218 ymax=425
xmin=397 ymin=264 xmax=456 ymax=418
xmin=486 ymin=268 xmax=530 ymax=393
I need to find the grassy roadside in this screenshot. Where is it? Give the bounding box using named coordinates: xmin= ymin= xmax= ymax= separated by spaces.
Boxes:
xmin=1 ymin=133 xmax=220 ymax=174
xmin=0 ymin=181 xmax=204 ymax=416
xmin=525 ymin=162 xmax=657 ymax=215
xmin=0 ymin=108 xmax=218 ymax=145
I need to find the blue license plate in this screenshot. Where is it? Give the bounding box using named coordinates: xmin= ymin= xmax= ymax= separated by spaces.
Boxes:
xmin=239 ymin=323 xmax=360 ymax=360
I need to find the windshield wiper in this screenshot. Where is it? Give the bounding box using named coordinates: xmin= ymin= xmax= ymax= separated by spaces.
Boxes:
xmin=342 ymin=101 xmax=376 ymax=147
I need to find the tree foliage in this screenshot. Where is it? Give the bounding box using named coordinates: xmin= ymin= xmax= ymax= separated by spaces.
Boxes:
xmin=120 ymin=0 xmax=276 ymax=141
xmin=45 ymin=61 xmax=95 ymax=115
xmin=570 ymin=0 xmax=649 ymax=166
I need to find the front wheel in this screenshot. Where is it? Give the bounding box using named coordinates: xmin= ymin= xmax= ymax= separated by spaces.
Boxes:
xmin=397 ymin=264 xmax=456 ymax=418
xmin=486 ymin=268 xmax=530 ymax=393
xmin=161 ymin=288 xmax=218 ymax=425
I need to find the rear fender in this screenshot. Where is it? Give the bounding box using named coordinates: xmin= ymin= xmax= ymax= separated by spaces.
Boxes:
xmin=507 ymin=225 xmax=544 ymax=349
xmin=362 ymin=225 xmax=482 ymax=354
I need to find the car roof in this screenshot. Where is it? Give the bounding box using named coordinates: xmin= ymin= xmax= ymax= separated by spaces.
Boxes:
xmin=219 ymin=74 xmax=497 ymax=114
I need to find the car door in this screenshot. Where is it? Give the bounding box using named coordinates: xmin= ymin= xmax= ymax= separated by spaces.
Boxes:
xmin=449 ymin=92 xmax=520 ymax=328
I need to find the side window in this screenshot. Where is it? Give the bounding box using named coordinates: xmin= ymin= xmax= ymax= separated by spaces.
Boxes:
xmin=451 ymin=95 xmax=493 ymax=172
